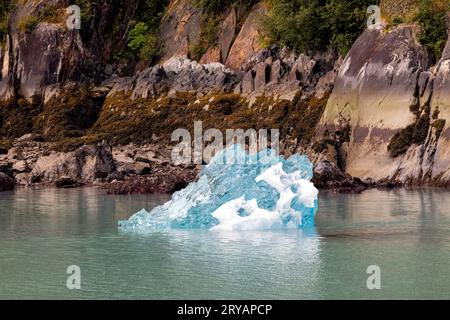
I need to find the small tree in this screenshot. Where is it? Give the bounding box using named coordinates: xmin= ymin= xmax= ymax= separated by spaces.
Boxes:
xmin=128 ymin=22 xmax=160 ymax=61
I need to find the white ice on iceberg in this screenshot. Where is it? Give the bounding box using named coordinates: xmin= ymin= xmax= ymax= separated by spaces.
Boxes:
xmin=119 ymin=144 xmax=318 ymax=231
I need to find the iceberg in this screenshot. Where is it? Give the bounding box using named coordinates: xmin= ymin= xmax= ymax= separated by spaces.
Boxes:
xmin=118 ymin=144 xmax=318 ymax=231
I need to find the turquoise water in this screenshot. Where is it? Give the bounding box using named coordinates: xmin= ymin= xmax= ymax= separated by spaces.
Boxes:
xmin=0 ymin=187 xmax=449 ymax=299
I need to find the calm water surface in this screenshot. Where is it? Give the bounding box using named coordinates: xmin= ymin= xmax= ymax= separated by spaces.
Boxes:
xmin=0 ymin=187 xmax=449 ymax=299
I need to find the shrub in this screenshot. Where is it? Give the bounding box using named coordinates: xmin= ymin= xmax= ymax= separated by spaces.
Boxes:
xmin=433 ymin=119 xmax=446 ymax=138
xmin=263 ymin=0 xmax=378 ymax=56
xmin=0 ymin=0 xmax=13 ymax=38
xmin=192 ymin=0 xmax=254 ymax=14
xmin=414 ymin=0 xmax=449 ymax=63
xmin=17 ymin=5 xmax=59 ymax=34
xmin=17 ymin=15 xmax=40 ymax=33
xmin=392 ymin=16 xmax=403 ymax=26
xmin=74 ymin=0 xmax=95 ymax=25
xmin=127 ymin=22 xmax=160 ymax=61
xmin=125 ymin=0 xmax=168 ymax=62
xmin=387 ymin=124 xmax=415 ymax=158
xmin=388 ymin=109 xmax=431 ymax=158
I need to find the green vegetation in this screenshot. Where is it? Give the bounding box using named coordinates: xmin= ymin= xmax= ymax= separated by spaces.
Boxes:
xmin=414 ymin=0 xmax=449 ymax=63
xmin=388 ymin=124 xmax=416 ymax=158
xmin=125 ymin=0 xmax=168 ymax=62
xmin=192 ymin=0 xmax=247 ymax=13
xmin=261 ymin=0 xmax=449 ymax=61
xmin=0 ymin=0 xmax=13 ymax=38
xmin=34 ymin=87 xmax=104 ymax=141
xmin=0 ymin=97 xmax=41 ymax=139
xmin=127 ymin=22 xmax=160 ymax=61
xmin=17 ymin=15 xmax=40 ymax=33
xmin=17 ymin=4 xmax=59 ymax=33
xmin=392 ymin=16 xmax=404 ymax=25
xmin=263 ymin=0 xmax=378 ymax=56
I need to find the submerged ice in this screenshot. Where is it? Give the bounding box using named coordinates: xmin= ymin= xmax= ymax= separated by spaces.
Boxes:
xmin=119 ymin=145 xmax=318 ymax=231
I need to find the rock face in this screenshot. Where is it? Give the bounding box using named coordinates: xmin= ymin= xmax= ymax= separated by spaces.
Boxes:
xmin=225 ymin=3 xmax=267 ymax=70
xmin=158 ymin=1 xmax=269 ymax=70
xmin=158 ymin=0 xmax=202 ymax=63
xmin=314 ymin=19 xmax=450 ymax=187
xmin=199 ymin=8 xmax=237 ymax=64
xmin=234 ymin=48 xmax=340 ymax=102
xmin=55 ymin=177 xmax=80 ymax=188
xmin=0 ymin=0 xmax=148 ymax=103
xmin=8 ymin=0 xmax=450 ymax=191
xmin=0 ymin=2 xmax=84 ymax=101
xmin=316 ymin=26 xmax=428 ymax=183
xmin=425 ymin=17 xmax=450 ymax=185
xmin=218 ymin=8 xmax=237 ymax=63
xmin=108 ymin=56 xmax=241 ymax=99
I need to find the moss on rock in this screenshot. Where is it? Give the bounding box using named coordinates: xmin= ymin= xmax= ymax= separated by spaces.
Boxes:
xmin=34 ymin=87 xmax=104 ymax=141
xmin=70 ymin=91 xmax=330 ymax=151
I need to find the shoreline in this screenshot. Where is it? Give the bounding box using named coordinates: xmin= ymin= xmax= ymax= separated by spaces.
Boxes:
xmin=4 ymin=179 xmax=450 ymax=195
xmin=2 ymin=138 xmax=450 ymax=195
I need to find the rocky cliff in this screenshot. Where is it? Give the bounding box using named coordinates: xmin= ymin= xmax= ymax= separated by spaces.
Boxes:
xmin=2 ymin=0 xmax=450 ymax=192
xmin=316 ymin=15 xmax=450 ymax=187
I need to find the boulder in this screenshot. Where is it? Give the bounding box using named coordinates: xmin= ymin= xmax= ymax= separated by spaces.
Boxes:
xmin=269 ymin=60 xmax=284 ymax=84
xmin=55 ymin=177 xmax=80 ymax=188
xmin=312 ymin=160 xmax=367 ymax=193
xmin=165 ymin=57 xmax=239 ymax=92
xmin=109 ymin=56 xmax=241 ymax=100
xmin=30 ymin=143 xmax=115 ymax=184
xmin=134 ymin=150 xmax=157 ymax=163
xmin=117 ymin=162 xmax=151 ymax=176
xmin=253 ymin=62 xmax=270 ymax=90
xmin=241 ymin=70 xmax=255 ymax=94
xmin=0 ymin=172 xmax=14 ymax=192
xmin=16 ymin=134 xmax=33 ymax=142
xmin=288 ymin=54 xmax=317 ymax=88
xmin=131 ymin=65 xmax=168 ymax=99
xmin=12 ymin=160 xmax=28 ymax=173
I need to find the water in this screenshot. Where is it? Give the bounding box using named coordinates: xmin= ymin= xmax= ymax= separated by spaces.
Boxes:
xmin=0 ymin=187 xmax=449 ymax=299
